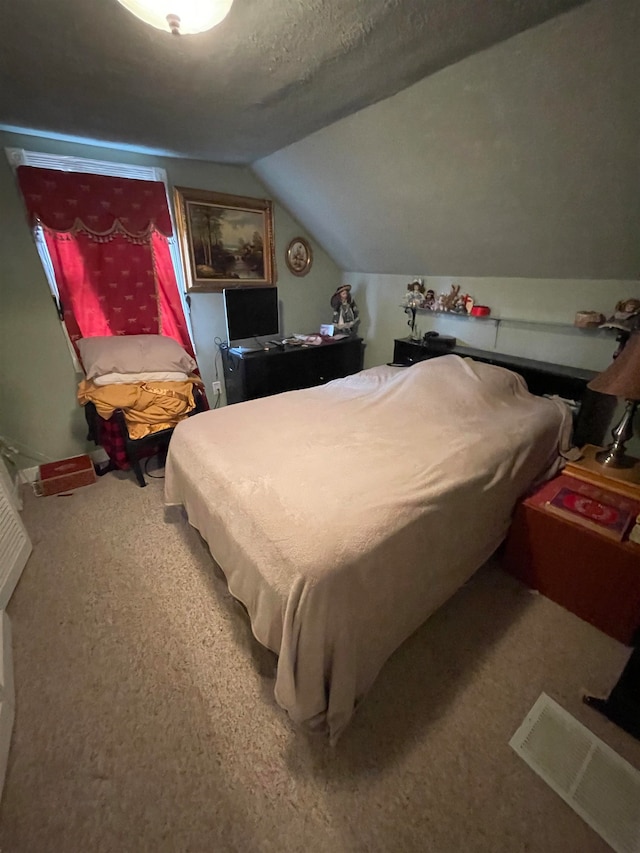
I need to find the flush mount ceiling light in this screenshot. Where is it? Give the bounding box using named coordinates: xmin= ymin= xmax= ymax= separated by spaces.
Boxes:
xmin=115 ymin=0 xmax=233 ymax=35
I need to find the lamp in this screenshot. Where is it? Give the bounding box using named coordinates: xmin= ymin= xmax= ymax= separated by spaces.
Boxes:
xmin=587 ymin=331 xmax=640 ymax=469
xmin=116 ymin=0 xmax=233 ymax=35
xmin=405 ymin=305 xmax=419 ymax=340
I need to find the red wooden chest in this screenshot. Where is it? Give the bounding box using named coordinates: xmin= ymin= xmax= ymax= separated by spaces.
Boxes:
xmin=35 ymin=455 xmax=97 ymax=496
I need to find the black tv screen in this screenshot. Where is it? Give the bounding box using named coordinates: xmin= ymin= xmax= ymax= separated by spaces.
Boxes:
xmin=223 ymin=286 xmax=279 ymax=343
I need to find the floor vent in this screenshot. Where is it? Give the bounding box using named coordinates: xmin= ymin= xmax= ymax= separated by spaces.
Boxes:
xmin=510 ymin=693 xmax=640 ymax=853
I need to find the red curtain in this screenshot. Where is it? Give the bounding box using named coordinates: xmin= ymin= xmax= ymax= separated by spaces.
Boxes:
xmin=16 ymin=166 xmax=195 ymax=358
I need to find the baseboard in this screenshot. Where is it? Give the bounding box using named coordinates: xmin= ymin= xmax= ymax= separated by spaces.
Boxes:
xmin=19 ymin=448 xmax=108 ymax=484
xmin=0 ymin=611 xmax=14 ymax=702
xmin=0 ymin=700 xmax=14 ymax=804
xmin=0 ymin=611 xmax=15 ymax=803
xmin=91 ymin=448 xmax=109 ymax=465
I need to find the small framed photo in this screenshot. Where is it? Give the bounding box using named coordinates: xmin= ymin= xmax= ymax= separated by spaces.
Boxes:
xmin=285 ymin=237 xmax=313 ymax=277
xmin=173 ymin=186 xmax=275 ymax=292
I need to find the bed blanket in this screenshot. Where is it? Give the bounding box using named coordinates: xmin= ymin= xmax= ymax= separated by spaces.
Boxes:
xmin=165 ymin=356 xmax=572 ymax=742
xmin=78 ymin=377 xmax=201 ymax=439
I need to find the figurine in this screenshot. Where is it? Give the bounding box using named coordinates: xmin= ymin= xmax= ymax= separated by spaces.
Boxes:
xmin=424 ymin=289 xmax=436 ymax=309
xmin=438 ymin=283 xmax=461 ymax=312
xmin=453 ymin=293 xmax=467 ymax=314
xmin=603 ymin=298 xmax=640 ymax=325
xmin=331 ymin=284 xmax=360 ymax=335
xmin=402 ymin=278 xmax=426 ymax=309
xmin=599 ymin=298 xmax=640 ymax=333
xmin=598 ymin=297 xmax=640 ymax=357
xmin=616 ymin=298 xmax=640 ymax=317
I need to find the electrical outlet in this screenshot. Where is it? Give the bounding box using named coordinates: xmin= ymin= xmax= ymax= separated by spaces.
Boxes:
xmin=212 ymin=381 xmax=222 ymax=395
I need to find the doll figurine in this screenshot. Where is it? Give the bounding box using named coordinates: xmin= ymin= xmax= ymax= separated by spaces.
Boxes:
xmin=403 ymin=278 xmax=426 ymax=309
xmin=331 ymin=284 xmax=360 ymax=335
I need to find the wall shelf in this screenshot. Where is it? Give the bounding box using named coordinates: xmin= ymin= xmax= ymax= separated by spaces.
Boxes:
xmin=402 ymin=306 xmax=616 ymax=337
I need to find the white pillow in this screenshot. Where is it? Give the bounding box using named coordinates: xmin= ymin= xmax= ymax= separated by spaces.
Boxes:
xmin=92 ymin=371 xmax=190 ymax=386
xmin=77 ymin=335 xmax=196 ymax=380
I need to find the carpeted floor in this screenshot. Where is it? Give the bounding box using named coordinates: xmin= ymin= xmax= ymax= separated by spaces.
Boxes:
xmin=0 ymin=470 xmax=639 ymax=853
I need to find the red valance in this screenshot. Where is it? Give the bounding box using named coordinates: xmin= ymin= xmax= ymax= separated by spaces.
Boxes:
xmin=16 ymin=166 xmax=173 ymax=238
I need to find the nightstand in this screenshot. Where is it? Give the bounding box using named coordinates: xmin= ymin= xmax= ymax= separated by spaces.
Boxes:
xmin=502 ymin=473 xmax=640 ymax=645
xmin=564 ymin=444 xmax=640 ymax=500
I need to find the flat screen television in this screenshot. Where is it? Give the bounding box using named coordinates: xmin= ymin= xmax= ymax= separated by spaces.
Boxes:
xmin=223 ymin=286 xmax=279 ymax=345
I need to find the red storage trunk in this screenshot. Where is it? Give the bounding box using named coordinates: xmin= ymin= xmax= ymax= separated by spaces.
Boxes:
xmin=35 ymin=455 xmax=97 ymax=496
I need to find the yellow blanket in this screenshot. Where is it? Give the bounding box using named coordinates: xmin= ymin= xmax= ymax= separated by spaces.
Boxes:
xmin=78 ymin=377 xmax=202 ymax=439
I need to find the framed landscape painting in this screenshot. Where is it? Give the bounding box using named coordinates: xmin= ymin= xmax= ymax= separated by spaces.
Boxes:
xmin=173 ymin=187 xmax=275 ymax=292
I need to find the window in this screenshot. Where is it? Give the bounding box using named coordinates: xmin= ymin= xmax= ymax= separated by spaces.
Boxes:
xmin=6 ymin=147 xmax=196 ymax=368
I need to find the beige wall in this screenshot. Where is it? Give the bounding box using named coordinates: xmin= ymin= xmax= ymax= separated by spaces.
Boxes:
xmin=0 ymin=130 xmax=341 ymax=467
xmin=254 ymin=0 xmax=639 ymax=280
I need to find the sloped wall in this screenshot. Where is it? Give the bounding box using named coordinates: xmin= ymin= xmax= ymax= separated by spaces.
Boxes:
xmin=253 ymin=0 xmax=640 ymax=280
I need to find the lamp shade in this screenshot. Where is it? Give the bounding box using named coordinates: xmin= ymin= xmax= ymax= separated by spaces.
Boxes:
xmin=588 ymin=332 xmax=640 ymax=399
xmin=116 ymin=0 xmax=233 ymax=34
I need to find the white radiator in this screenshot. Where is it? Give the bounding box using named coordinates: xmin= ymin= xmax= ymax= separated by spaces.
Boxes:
xmin=0 ymin=460 xmax=30 ymax=799
xmin=0 ymin=461 xmax=31 ymax=610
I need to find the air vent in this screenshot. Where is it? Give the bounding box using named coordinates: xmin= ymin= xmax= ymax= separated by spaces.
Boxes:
xmin=510 ymin=693 xmax=640 ymax=853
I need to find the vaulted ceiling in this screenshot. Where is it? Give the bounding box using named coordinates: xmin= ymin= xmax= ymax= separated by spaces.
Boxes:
xmin=0 ymin=0 xmax=588 ymax=164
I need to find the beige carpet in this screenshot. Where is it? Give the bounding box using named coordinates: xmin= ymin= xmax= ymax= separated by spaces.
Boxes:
xmin=1 ymin=470 xmax=639 ymax=853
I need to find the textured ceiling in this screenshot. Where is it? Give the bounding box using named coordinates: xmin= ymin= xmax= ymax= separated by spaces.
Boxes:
xmin=0 ymin=0 xmax=587 ymax=164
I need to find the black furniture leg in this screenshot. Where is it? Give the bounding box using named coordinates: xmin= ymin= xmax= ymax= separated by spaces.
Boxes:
xmin=130 ymin=453 xmax=147 ymax=488
xmin=114 ymin=410 xmax=148 ymax=488
xmin=94 ymin=459 xmax=118 ymax=477
xmin=584 ymin=645 xmax=640 ymax=741
xmin=111 ymin=388 xmax=207 ymax=488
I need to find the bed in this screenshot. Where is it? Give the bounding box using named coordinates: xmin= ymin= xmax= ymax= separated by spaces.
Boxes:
xmin=165 ymin=354 xmax=574 ymax=742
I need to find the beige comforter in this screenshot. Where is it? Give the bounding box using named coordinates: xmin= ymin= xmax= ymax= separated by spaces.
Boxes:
xmin=165 ymin=355 xmax=572 ymax=742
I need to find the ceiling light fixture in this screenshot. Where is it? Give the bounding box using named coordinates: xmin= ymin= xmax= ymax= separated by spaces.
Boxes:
xmin=115 ymin=0 xmax=233 ymax=35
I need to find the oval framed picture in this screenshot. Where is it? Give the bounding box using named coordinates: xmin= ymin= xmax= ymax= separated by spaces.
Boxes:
xmin=285 ymin=237 xmax=313 ymax=277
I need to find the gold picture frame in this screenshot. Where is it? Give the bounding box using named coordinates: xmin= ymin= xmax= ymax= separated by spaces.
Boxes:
xmin=285 ymin=236 xmax=313 ymax=277
xmin=173 ymin=186 xmax=275 ymax=292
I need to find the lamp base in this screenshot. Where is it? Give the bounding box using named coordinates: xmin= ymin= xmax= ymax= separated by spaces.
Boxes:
xmin=564 ymin=445 xmax=640 ymax=499
xmin=595 ymin=447 xmax=637 ymax=469
xmin=593 ymin=399 xmax=639 ymax=470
